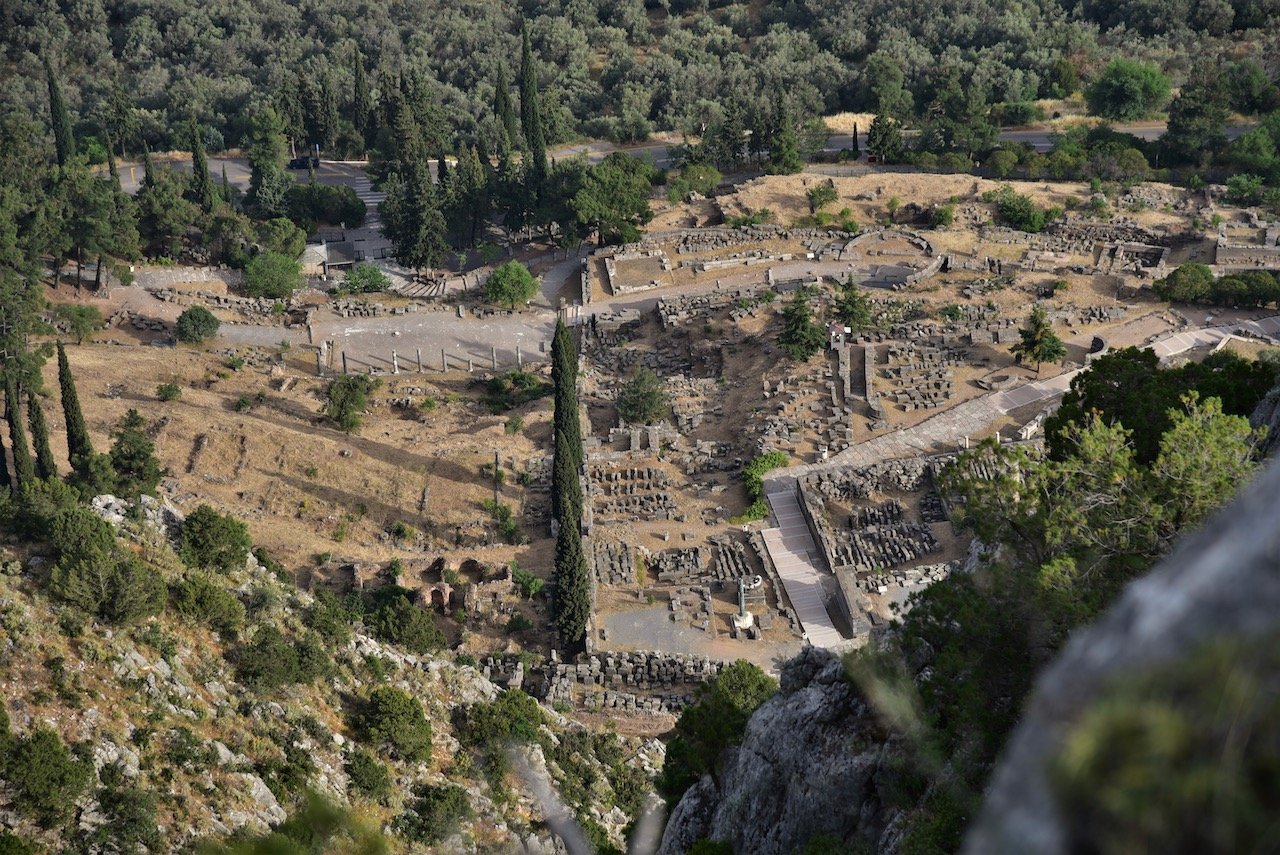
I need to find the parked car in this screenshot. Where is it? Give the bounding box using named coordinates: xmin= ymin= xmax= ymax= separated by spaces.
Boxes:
xmin=288 ymin=156 xmax=320 ymax=169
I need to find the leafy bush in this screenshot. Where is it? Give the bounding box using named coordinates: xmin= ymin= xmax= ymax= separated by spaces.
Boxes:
xmin=287 ymin=182 xmax=366 ymax=228
xmin=324 ymin=374 xmax=380 ymax=432
xmin=175 ymin=306 xmax=220 ymax=343
xmin=356 ymin=686 xmax=433 ymax=761
xmin=156 ymin=382 xmax=181 ymax=401
xmin=87 ymin=765 xmax=162 ymax=854
xmin=658 ymin=661 xmax=778 ymax=802
xmin=108 ymin=409 xmax=162 ymax=497
xmin=179 ymin=504 xmax=251 ymax=573
xmin=345 ymin=748 xmax=392 ymax=801
xmin=395 ymin=783 xmax=472 ymax=844
xmin=1085 ymin=59 xmax=1171 ymax=121
xmin=50 ymin=515 xmax=165 ymax=625
xmin=484 ymin=370 xmax=552 ymax=413
xmin=485 ymin=260 xmax=539 ymax=309
xmin=511 ymin=563 xmax=545 ymax=599
xmin=170 ymin=573 xmax=246 ymax=637
xmin=981 ymin=185 xmax=1059 ymax=233
xmin=234 ymin=626 xmax=330 ymax=689
xmin=368 ymin=594 xmax=445 ymax=653
xmin=666 ymin=164 xmax=721 ymax=202
xmin=456 ymin=690 xmax=544 ymax=750
xmin=339 ymin=264 xmax=390 ymax=294
xmin=243 ymin=251 xmax=303 ymax=299
xmin=778 ymin=288 xmax=826 ymax=361
xmin=1 ymin=727 xmax=92 ymax=827
xmin=306 ymin=588 xmax=358 ymax=646
xmin=55 ymin=304 xmax=103 ymax=344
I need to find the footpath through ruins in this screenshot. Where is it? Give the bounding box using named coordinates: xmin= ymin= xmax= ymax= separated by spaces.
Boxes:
xmin=756 ymin=311 xmax=1280 ymax=649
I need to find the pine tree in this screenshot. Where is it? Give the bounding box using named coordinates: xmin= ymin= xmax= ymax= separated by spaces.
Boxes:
xmin=494 ymin=64 xmax=519 ymax=148
xmin=1011 ymin=305 xmax=1067 ymax=374
xmin=28 ymin=392 xmax=56 ymax=480
xmin=518 ymin=25 xmax=548 ymax=204
xmin=4 ymin=377 xmax=35 ymax=487
xmin=58 ymin=341 xmax=94 ymax=470
xmin=850 ymin=122 xmax=861 ymax=159
xmin=44 ymin=57 xmax=75 ymax=168
xmin=0 ymin=428 xmax=10 ymax=490
xmin=188 ymin=118 xmax=215 ymax=214
xmin=109 ymin=409 xmax=161 ymax=497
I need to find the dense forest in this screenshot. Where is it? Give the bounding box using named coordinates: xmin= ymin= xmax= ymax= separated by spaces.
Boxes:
xmin=3 ymin=0 xmax=1280 ymax=158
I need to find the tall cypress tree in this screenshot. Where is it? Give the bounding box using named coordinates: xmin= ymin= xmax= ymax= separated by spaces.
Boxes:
xmin=518 ymin=25 xmax=548 ymax=203
xmin=28 ymin=392 xmax=56 ymax=480
xmin=44 ymin=57 xmax=75 ymax=168
xmin=552 ymin=516 xmax=590 ymax=646
xmin=0 ymin=427 xmax=10 ymax=490
xmin=494 ymin=64 xmax=519 ymax=149
xmin=351 ymin=46 xmax=371 ymax=142
xmin=4 ymin=377 xmax=34 ymax=487
xmin=58 ymin=341 xmax=94 ymax=470
xmin=188 ymin=118 xmax=215 ymax=213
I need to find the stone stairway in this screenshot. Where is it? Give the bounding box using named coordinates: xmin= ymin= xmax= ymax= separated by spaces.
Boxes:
xmin=760 ymin=485 xmax=846 ymax=649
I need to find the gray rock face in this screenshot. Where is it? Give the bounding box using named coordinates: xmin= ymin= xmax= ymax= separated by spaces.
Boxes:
xmin=658 ymin=647 xmax=896 ymax=855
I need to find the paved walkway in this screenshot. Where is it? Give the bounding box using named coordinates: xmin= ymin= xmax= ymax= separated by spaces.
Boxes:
xmin=757 ymin=311 xmax=1280 ymax=647
xmin=758 ymin=485 xmax=845 ymax=648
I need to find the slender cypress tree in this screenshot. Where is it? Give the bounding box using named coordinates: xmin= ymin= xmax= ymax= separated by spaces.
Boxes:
xmin=45 ymin=57 xmax=75 ymax=167
xmin=552 ymin=516 xmax=591 ymax=646
xmin=494 ymin=64 xmax=519 ymax=148
xmin=57 ymin=342 xmax=94 ymax=470
xmin=220 ymin=164 xmax=232 ymax=203
xmin=188 ymin=118 xmax=215 ymax=213
xmin=28 ymin=392 xmax=57 ymax=480
xmin=4 ymin=377 xmax=34 ymax=487
xmin=351 ymin=46 xmax=371 ymax=141
xmin=518 ymin=25 xmax=548 ymax=202
xmin=0 ymin=428 xmax=10 ymax=490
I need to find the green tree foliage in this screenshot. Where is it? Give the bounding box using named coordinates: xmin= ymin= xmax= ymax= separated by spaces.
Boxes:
xmin=616 ymin=367 xmax=669 ymax=425
xmin=456 ymin=689 xmax=544 ymax=750
xmin=247 ymin=107 xmax=290 ymax=218
xmin=187 ymin=119 xmax=216 ymax=214
xmin=1156 ymin=264 xmax=1280 ymax=308
xmin=1046 ymin=347 xmax=1275 ymax=464
xmin=867 ymin=115 xmax=905 ymax=163
xmin=87 ymin=765 xmax=163 ymax=855
xmin=55 ymin=304 xmax=102 ymax=345
xmin=44 ymin=58 xmax=75 ymax=167
xmin=357 ymin=686 xmax=433 ymax=762
xmin=806 ymin=183 xmax=839 ymax=214
xmin=1154 ymin=262 xmax=1214 ymax=303
xmin=1 ymin=726 xmax=91 ymax=827
xmin=135 ymin=155 xmax=196 ymax=258
xmin=485 ymin=260 xmax=539 ymax=309
xmin=834 ymin=276 xmax=873 ymax=330
xmin=982 ymin=184 xmax=1059 ymax=233
xmin=552 ymin=513 xmax=591 ymax=646
xmin=1010 ymin=305 xmax=1067 ymax=372
xmin=109 ymin=409 xmax=161 ymax=497
xmin=3 ymin=378 xmax=35 ymax=488
xmin=1085 ymin=59 xmax=1172 ymax=121
xmin=494 ymin=64 xmax=518 ymax=148
xmin=27 ymin=393 xmax=56 ymax=481
xmin=345 ymin=749 xmax=391 ymax=802
xmin=235 ymin=625 xmax=330 ymax=690
xmin=778 ymin=289 xmax=826 ymax=361
xmin=175 ymin=306 xmax=220 ymax=343
xmin=381 ymin=169 xmax=448 ymax=274
xmin=658 ymin=661 xmax=778 ymax=802
xmin=519 ymin=24 xmax=548 ymax=198
xmin=243 ymin=251 xmax=303 ymax=299
xmin=572 ymin=152 xmax=654 ymax=246
xmin=340 ymin=264 xmax=390 ymax=294
xmin=170 ymin=573 xmax=246 ymax=637
xmin=395 ymin=783 xmax=473 ymax=844
xmin=324 ymin=375 xmax=380 ymax=432
xmin=1162 ymin=76 xmax=1230 ymax=164
xmin=179 ymin=504 xmax=251 ymax=573
xmin=368 ymin=594 xmax=445 ymax=653
xmin=666 ymin=164 xmax=721 ymax=203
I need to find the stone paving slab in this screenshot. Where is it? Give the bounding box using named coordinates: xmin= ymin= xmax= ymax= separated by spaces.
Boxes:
xmin=760 ymin=487 xmax=846 ymax=648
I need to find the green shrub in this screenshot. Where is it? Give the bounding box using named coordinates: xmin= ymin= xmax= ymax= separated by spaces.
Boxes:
xmin=457 ymin=690 xmax=543 ymax=750
xmin=170 ymin=573 xmax=246 ymax=637
xmin=1 ymin=727 xmax=92 ymax=827
xmin=175 ymin=306 xmax=220 ymax=343
xmin=345 ymin=748 xmax=392 ymax=801
xmin=306 ymin=588 xmax=357 ymax=646
xmin=484 ymin=370 xmax=552 ymax=413
xmin=339 ymin=264 xmax=390 ymax=294
xmin=243 ymin=251 xmax=303 ymax=299
xmin=0 ymin=832 xmax=34 ymax=855
xmin=357 ymin=686 xmax=433 ymax=761
xmin=616 ymin=367 xmax=669 ymax=425
xmin=324 ymin=375 xmax=380 ymax=432
xmin=156 ymin=382 xmax=182 ymax=401
xmin=505 ymin=613 xmax=533 ymax=633
xmin=485 ymin=260 xmax=539 ymax=309
xmin=179 ymin=504 xmax=251 ymax=573
xmin=511 ymin=563 xmax=545 ymax=599
xmin=395 ymin=783 xmax=472 ymax=844
xmin=368 ymin=594 xmax=445 ymax=653
xmin=234 ymin=626 xmax=331 ymax=689
xmin=659 ymin=661 xmax=778 ymax=802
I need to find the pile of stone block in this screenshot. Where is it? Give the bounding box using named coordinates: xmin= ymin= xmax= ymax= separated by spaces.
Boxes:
xmin=593 ymin=540 xmax=637 ymax=586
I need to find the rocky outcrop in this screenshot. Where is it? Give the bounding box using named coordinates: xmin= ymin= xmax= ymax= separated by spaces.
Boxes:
xmin=658 ymin=647 xmax=899 ymax=855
